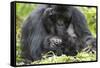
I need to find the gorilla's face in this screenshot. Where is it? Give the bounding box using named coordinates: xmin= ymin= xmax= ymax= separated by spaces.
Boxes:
xmin=43 ymin=5 xmax=72 ymax=36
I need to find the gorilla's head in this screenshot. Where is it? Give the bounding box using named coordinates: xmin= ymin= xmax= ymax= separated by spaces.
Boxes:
xmin=43 ymin=5 xmax=73 ymax=36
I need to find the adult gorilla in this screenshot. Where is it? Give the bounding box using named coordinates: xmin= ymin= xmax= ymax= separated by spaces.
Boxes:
xmin=21 ymin=4 xmax=96 ymax=63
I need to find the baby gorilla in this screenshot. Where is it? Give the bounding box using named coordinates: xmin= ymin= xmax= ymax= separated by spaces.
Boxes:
xmin=43 ymin=36 xmax=63 ymax=56
xmin=43 ymin=34 xmax=82 ymax=57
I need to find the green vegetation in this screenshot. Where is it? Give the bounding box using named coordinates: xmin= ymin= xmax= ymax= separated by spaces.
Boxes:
xmin=31 ymin=52 xmax=96 ymax=64
xmin=16 ymin=3 xmax=97 ymax=65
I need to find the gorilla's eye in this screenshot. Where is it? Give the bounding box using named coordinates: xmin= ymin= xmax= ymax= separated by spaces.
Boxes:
xmin=49 ymin=14 xmax=57 ymax=22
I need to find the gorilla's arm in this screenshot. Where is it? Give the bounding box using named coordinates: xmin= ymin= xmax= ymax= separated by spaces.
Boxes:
xmin=21 ymin=5 xmax=48 ymax=62
xmin=71 ymin=8 xmax=96 ymax=49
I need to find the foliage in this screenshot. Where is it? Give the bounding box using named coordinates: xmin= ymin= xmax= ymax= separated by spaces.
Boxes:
xmin=32 ymin=52 xmax=96 ymax=64
xmin=16 ymin=3 xmax=97 ymax=65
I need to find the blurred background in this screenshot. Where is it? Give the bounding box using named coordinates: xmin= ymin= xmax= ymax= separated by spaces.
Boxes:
xmin=16 ymin=3 xmax=97 ymax=65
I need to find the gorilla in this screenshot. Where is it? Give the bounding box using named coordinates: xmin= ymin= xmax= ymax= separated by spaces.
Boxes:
xmin=21 ymin=4 xmax=96 ymax=63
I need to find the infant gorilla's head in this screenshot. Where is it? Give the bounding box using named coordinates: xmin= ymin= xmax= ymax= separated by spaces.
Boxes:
xmin=43 ymin=36 xmax=63 ymax=56
xmin=49 ymin=36 xmax=62 ymax=49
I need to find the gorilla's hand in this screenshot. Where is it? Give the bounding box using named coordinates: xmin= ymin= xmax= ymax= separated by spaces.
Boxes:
xmin=82 ymin=38 xmax=96 ymax=53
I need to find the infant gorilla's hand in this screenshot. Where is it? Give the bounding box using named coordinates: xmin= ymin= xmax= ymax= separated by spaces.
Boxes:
xmin=49 ymin=36 xmax=62 ymax=48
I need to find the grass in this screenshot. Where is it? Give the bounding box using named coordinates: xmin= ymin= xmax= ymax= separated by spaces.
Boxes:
xmin=31 ymin=52 xmax=96 ymax=64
